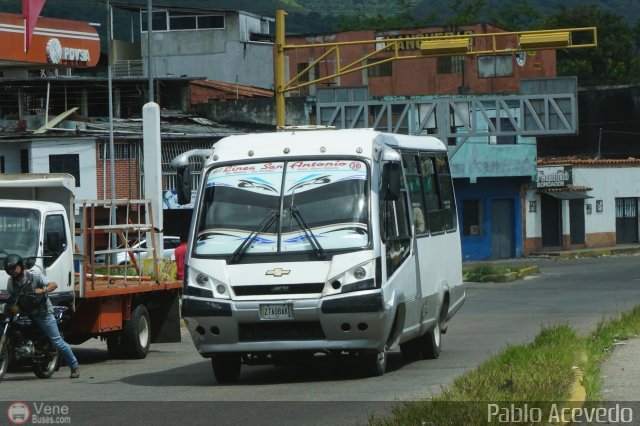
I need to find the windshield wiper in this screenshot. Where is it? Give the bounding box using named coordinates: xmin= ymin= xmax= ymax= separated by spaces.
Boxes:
xmin=289 ymin=206 xmax=325 ymax=259
xmin=230 ymin=210 xmax=278 ymax=263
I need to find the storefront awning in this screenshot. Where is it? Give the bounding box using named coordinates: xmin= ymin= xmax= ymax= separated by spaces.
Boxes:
xmin=541 ymin=190 xmax=593 ymax=200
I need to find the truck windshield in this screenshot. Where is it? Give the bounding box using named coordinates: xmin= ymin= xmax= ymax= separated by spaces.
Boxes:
xmin=0 ymin=208 xmax=40 ymax=260
xmin=194 ymin=160 xmax=369 ymax=257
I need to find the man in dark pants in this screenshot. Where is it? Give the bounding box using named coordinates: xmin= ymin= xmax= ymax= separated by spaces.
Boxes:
xmin=3 ymin=254 xmax=80 ymax=378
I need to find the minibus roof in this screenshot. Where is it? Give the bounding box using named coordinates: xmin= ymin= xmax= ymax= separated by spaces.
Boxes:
xmin=205 ymin=129 xmax=446 ymax=166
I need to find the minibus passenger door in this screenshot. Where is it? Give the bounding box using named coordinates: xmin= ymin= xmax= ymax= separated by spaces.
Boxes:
xmin=380 ymin=166 xmax=417 ymax=303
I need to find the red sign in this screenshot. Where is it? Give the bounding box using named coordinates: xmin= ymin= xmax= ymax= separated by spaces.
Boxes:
xmin=0 ymin=12 xmax=100 ymax=67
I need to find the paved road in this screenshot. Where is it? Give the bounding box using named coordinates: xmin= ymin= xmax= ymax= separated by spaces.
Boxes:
xmin=2 ymin=255 xmax=640 ymax=425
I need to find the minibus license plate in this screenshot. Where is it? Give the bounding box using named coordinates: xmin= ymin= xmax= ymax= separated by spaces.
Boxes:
xmin=260 ymin=304 xmax=292 ymax=320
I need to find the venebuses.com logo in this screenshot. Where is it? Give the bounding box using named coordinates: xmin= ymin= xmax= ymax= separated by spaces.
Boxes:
xmin=7 ymin=402 xmax=72 ymax=424
xmin=7 ymin=402 xmax=30 ymax=424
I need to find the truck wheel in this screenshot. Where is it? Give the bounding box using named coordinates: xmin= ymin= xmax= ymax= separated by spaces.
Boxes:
xmin=420 ymin=322 xmax=441 ymax=359
xmin=106 ymin=333 xmax=124 ymax=359
xmin=33 ymin=345 xmax=60 ymax=379
xmin=123 ymin=305 xmax=151 ymax=359
xmin=0 ymin=342 xmax=9 ymax=381
xmin=362 ymin=349 xmax=386 ymax=377
xmin=211 ymin=353 xmax=241 ymax=384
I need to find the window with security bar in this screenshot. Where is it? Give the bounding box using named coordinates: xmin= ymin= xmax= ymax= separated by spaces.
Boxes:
xmin=49 ymin=154 xmax=80 ymax=187
xmin=437 ymin=56 xmax=463 ymax=74
xmin=367 ymin=62 xmax=392 ymax=77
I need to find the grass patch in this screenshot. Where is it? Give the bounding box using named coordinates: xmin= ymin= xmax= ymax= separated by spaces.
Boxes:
xmin=463 ymin=264 xmax=534 ymax=282
xmin=374 ymin=305 xmax=640 ymax=425
xmin=375 ymin=325 xmax=582 ymax=425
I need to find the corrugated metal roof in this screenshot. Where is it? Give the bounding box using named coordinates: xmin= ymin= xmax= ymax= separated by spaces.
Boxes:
xmin=543 ymin=185 xmax=593 ymax=192
xmin=538 ymin=157 xmax=640 ymax=166
xmin=191 ymin=80 xmax=273 ymax=98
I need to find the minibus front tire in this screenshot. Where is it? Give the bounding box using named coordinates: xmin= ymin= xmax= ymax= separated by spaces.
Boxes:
xmin=362 ymin=349 xmax=387 ymax=377
xmin=400 ymin=338 xmax=422 ymax=362
xmin=211 ymin=353 xmax=241 ymax=384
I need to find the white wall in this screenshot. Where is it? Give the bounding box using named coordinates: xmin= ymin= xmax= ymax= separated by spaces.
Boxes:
xmin=573 ymin=167 xmax=640 ymax=234
xmin=524 ymin=188 xmax=541 ymax=238
xmin=28 ymin=138 xmax=98 ymax=201
xmin=0 ymin=144 xmax=22 ymax=173
xmin=525 ymin=165 xmax=640 ymax=240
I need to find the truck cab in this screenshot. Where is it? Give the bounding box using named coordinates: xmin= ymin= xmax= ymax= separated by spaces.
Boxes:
xmin=0 ymin=200 xmax=75 ymax=305
xmin=0 ymin=174 xmax=76 ymax=306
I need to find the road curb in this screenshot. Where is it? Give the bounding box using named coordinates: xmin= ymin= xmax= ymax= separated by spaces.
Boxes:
xmin=569 ymin=366 xmax=586 ymax=402
xmin=517 ymin=265 xmax=539 ymax=278
xmin=466 ymin=265 xmax=540 ymax=283
xmin=529 ymin=247 xmax=640 ymax=260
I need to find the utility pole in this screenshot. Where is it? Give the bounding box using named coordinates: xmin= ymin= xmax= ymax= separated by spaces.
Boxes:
xmin=147 ymin=0 xmax=154 ymax=103
xmin=106 ymin=0 xmax=118 ymax=261
xmin=275 ymin=9 xmax=286 ymax=129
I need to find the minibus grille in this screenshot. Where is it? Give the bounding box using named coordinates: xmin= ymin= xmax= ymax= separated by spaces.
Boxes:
xmin=233 ymin=283 xmax=324 ymax=296
xmin=239 ymin=321 xmax=325 ymax=341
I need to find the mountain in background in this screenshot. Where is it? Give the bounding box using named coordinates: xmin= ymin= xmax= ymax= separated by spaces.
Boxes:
xmin=0 ymin=0 xmax=637 ymax=37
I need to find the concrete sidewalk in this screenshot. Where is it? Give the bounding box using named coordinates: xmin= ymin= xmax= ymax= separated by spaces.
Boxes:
xmin=601 ymin=336 xmax=640 ymax=401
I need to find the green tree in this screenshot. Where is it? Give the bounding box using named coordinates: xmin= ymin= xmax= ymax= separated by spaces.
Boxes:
xmin=542 ymin=5 xmax=640 ymax=85
xmin=487 ymin=0 xmax=541 ymax=31
xmin=634 ymin=18 xmax=640 ymax=53
xmin=447 ymin=0 xmax=486 ymax=26
xmin=333 ymin=0 xmax=434 ymax=31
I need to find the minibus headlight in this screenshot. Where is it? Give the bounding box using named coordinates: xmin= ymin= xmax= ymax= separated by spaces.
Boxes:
xmin=353 ymin=266 xmax=367 ymax=280
xmin=189 ymin=269 xmax=230 ymax=300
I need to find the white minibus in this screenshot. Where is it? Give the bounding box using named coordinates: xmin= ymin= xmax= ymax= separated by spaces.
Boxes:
xmin=173 ymin=129 xmax=465 ymax=383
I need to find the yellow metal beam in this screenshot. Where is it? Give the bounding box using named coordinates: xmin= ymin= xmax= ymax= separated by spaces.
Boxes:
xmin=273 ymin=8 xmax=597 ymax=128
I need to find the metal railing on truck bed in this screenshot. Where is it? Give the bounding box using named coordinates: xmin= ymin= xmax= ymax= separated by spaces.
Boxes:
xmin=75 ymin=199 xmax=181 ymax=298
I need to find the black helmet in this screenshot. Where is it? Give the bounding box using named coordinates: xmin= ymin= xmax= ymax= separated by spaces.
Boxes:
xmin=3 ymin=254 xmax=24 ymax=274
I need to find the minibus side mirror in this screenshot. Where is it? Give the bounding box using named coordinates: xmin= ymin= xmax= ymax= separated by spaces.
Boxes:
xmin=382 ymin=162 xmax=401 ymax=201
xmin=176 ymin=166 xmax=192 ymax=205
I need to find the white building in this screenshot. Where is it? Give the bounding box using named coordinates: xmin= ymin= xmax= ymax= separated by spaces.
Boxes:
xmin=524 ymin=158 xmax=640 ymax=254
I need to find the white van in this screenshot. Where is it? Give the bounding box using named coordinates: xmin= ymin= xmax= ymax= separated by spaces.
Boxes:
xmin=174 ymin=129 xmax=465 ymax=382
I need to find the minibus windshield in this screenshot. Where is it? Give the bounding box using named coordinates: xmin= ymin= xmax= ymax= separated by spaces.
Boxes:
xmin=193 ymin=160 xmax=369 ymax=257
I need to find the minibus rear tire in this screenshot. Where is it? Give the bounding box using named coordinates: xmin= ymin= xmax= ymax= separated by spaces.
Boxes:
xmin=421 ymin=322 xmax=441 ymax=359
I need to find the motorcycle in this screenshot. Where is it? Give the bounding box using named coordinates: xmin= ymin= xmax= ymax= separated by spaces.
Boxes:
xmin=0 ymin=302 xmax=66 ymax=381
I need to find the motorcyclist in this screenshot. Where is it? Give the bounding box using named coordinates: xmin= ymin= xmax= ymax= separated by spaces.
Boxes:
xmin=3 ymin=254 xmax=80 ymax=378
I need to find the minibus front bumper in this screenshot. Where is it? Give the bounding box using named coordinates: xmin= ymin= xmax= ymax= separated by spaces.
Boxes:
xmin=182 ymin=290 xmax=395 ymax=355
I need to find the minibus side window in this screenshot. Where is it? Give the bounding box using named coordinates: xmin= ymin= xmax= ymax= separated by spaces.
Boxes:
xmin=420 ymin=155 xmax=445 ymax=234
xmin=435 ymin=155 xmax=457 ymax=232
xmin=381 ymin=186 xmax=411 ymax=277
xmin=402 ymin=153 xmax=428 ymax=235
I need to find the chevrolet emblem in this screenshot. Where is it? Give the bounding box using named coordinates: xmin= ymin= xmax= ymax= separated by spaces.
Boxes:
xmin=266 ymin=268 xmax=290 ymax=277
